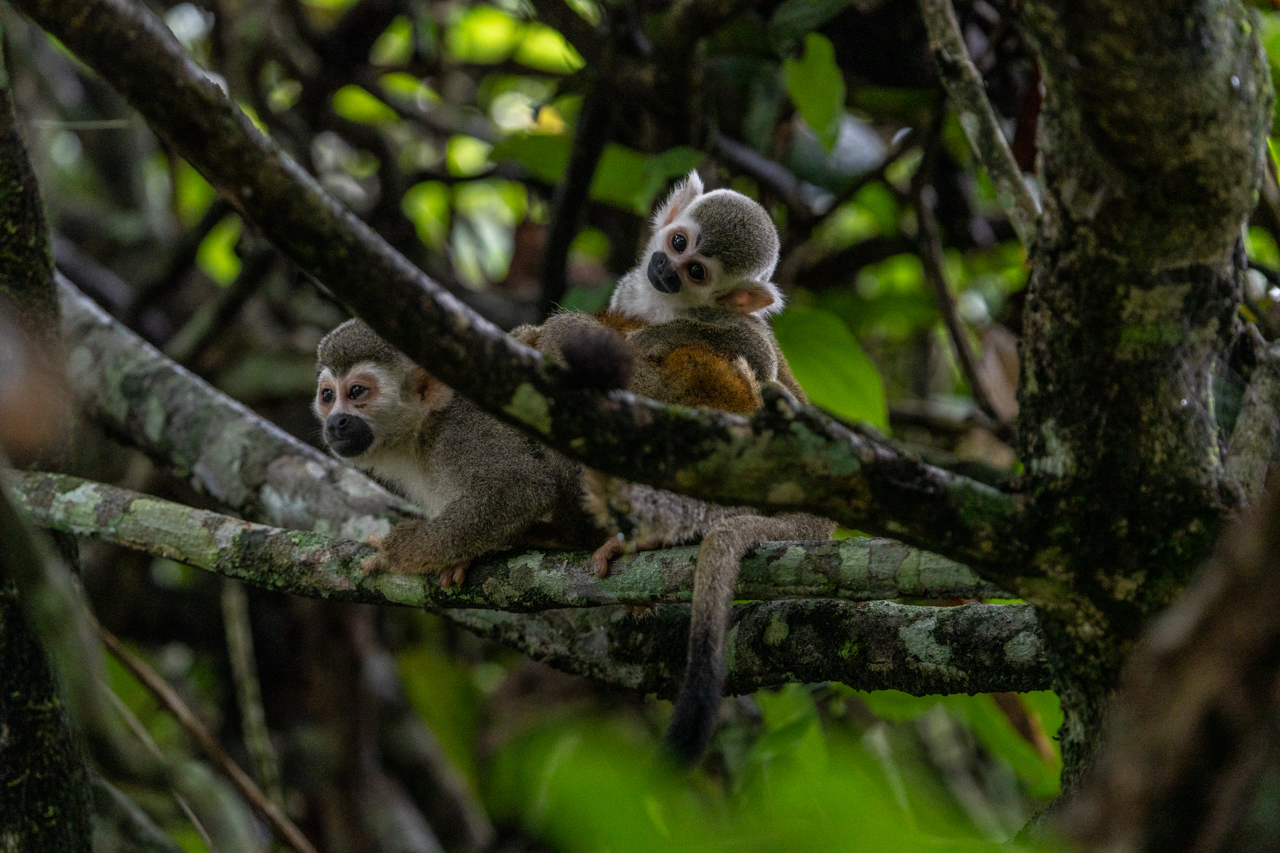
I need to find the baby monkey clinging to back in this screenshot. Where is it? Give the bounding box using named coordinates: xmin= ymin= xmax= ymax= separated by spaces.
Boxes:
xmin=536 ymin=172 xmax=836 ymax=766
xmin=314 ymin=319 xmax=597 ymax=586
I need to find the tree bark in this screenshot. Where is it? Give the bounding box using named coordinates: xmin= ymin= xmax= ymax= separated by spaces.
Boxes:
xmin=1012 ymin=0 xmax=1272 ymax=786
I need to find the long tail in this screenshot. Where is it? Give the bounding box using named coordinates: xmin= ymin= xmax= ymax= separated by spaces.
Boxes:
xmin=663 ymin=513 xmax=835 ymax=766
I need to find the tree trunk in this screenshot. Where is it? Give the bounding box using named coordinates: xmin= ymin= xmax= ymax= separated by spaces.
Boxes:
xmin=1013 ymin=0 xmax=1272 ymax=786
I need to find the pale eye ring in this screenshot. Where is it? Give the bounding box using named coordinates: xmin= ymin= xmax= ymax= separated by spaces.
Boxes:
xmin=687 ymin=262 xmax=706 ymax=282
xmin=672 ymin=233 xmax=687 ymax=253
xmin=321 ymin=388 xmax=335 ymax=404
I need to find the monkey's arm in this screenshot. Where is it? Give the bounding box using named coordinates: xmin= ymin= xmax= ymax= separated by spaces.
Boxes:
xmin=369 ymin=415 xmax=568 ymax=586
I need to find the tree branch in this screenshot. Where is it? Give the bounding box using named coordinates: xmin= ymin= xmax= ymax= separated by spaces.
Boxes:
xmin=448 ymin=599 xmax=1050 ymax=697
xmin=917 ymin=0 xmax=1039 ymax=247
xmin=50 ymin=281 xmax=1041 ymax=701
xmin=9 ymin=471 xmax=1013 ymax=611
xmin=22 ymin=0 xmax=1026 ymax=574
xmin=539 ymin=77 xmax=613 ymax=318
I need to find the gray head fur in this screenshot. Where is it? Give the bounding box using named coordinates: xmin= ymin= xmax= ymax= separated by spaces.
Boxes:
xmin=317 ymin=319 xmax=411 ymax=375
xmin=689 ymin=189 xmax=779 ymax=281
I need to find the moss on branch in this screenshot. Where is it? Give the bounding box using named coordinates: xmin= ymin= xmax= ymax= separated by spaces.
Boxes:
xmin=10 ymin=471 xmax=1011 ymax=611
xmin=449 ymin=600 xmax=1050 ymax=698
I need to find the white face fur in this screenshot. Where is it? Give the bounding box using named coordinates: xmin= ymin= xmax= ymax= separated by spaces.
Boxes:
xmin=609 ymin=171 xmax=784 ymax=323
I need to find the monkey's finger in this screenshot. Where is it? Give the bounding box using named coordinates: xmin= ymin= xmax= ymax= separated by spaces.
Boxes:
xmin=364 ymin=533 xmax=385 ymax=548
xmin=361 ymin=553 xmax=387 ymax=574
xmin=451 ymin=565 xmax=467 ymax=586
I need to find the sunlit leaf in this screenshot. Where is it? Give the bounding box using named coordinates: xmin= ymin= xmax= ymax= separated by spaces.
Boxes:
xmin=371 ymin=15 xmax=413 ymax=65
xmin=590 ymin=144 xmax=703 ymax=214
xmin=402 ymin=181 xmax=451 ymax=250
xmin=783 ymin=33 xmax=846 ymax=151
xmin=773 ymin=305 xmax=889 ymax=429
xmin=196 ymin=215 xmax=242 ymax=285
xmin=446 ymin=135 xmax=494 ymax=176
xmin=447 ymin=6 xmax=522 ymax=64
xmin=174 ymin=159 xmax=216 ymax=227
xmin=491 ymin=132 xmax=572 ymax=183
xmin=332 ymin=85 xmax=398 ymax=125
xmin=515 ymin=23 xmax=585 ymax=73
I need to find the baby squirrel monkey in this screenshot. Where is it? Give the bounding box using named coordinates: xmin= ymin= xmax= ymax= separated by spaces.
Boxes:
xmin=530 ymin=171 xmax=836 ymax=765
xmin=314 ymin=319 xmax=597 ymax=587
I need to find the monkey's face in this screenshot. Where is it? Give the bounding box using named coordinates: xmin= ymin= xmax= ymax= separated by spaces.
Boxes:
xmin=315 ymin=364 xmax=384 ymax=457
xmin=645 ymin=221 xmax=723 ymax=300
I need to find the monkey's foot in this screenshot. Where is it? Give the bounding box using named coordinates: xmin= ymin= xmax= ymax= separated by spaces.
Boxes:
xmin=590 ymin=534 xmax=628 ymax=578
xmin=624 ymin=604 xmax=657 ymax=618
xmin=438 ymin=562 xmax=469 ymax=589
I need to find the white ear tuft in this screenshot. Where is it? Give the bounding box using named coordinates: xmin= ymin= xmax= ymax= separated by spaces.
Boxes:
xmin=715 ymin=280 xmax=785 ymax=316
xmin=652 ymin=171 xmax=704 ymax=229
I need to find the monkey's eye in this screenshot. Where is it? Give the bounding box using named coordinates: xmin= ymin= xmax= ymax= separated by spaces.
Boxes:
xmin=687 ymin=262 xmax=706 ymax=282
xmin=320 ymin=388 xmax=335 ymax=404
xmin=349 ymin=385 xmax=368 ymax=400
xmin=671 ymin=233 xmax=687 ymax=253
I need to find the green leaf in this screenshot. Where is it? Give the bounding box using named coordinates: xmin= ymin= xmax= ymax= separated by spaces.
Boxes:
xmin=589 ymin=144 xmax=703 ymax=214
xmin=447 ymin=5 xmax=522 ymax=64
xmin=772 ymin=305 xmax=888 ymax=429
xmin=332 ymin=85 xmax=398 ymax=125
xmin=196 ymin=215 xmax=242 ymax=285
xmin=491 ymin=132 xmax=572 ymax=183
xmin=515 ymin=23 xmax=585 ymax=73
xmin=402 ymin=181 xmax=451 ymax=250
xmin=370 ymin=15 xmax=413 ymax=66
xmin=783 ymin=33 xmax=846 ymax=151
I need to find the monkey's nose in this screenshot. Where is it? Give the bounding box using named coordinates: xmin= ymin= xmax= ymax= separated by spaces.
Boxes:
xmin=647 ymin=251 xmax=681 ymax=294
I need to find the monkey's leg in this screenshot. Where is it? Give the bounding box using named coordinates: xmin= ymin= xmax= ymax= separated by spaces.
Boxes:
xmin=665 ymin=512 xmax=836 ymax=766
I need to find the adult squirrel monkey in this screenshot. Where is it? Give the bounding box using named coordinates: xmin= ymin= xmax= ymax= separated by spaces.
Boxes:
xmin=525 ymin=171 xmax=836 ymax=765
xmin=314 ymin=319 xmax=599 ymax=587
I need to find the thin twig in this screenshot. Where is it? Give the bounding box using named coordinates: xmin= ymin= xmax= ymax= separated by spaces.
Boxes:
xmin=539 ymin=77 xmax=613 ymax=318
xmin=712 ymin=132 xmax=820 ymax=222
xmin=103 ymin=689 xmax=216 ymax=853
xmin=221 ymin=579 xmax=285 ymax=809
xmin=913 ymin=122 xmax=1014 ymax=440
xmin=917 ymin=0 xmax=1039 ymax=247
xmin=98 ymin=625 xmax=321 ymax=853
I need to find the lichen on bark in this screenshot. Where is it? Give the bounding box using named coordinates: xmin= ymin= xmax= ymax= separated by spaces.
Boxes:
xmin=1012 ymin=0 xmax=1273 ymax=786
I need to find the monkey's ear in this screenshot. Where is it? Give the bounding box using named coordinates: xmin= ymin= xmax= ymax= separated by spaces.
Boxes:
xmin=715 ymin=280 xmax=784 ymax=315
xmin=412 ymin=366 xmax=450 ymax=407
xmin=652 ymin=171 xmax=704 ymax=229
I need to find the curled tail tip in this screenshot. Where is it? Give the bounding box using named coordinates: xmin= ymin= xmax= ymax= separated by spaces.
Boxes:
xmin=560 ymin=326 xmax=634 ymax=392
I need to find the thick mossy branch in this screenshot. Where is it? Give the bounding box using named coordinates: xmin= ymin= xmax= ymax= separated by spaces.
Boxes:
xmin=60 ymin=278 xmax=415 ymax=543
xmin=10 ymin=471 xmax=1011 ymax=611
xmin=1012 ymin=0 xmax=1272 ymax=787
xmin=29 ymin=0 xmax=1023 ymax=572
xmin=450 ymin=600 xmax=1050 ymax=698
xmin=917 ymin=0 xmax=1039 ymax=247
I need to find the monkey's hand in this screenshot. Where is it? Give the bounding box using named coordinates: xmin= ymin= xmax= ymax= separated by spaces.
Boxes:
xmin=361 ymin=520 xmax=475 ymax=587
